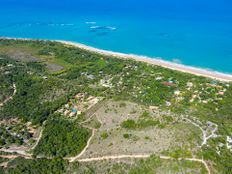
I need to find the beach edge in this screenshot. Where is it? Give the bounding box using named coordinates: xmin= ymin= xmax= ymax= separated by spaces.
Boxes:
xmin=1 ymin=37 xmax=232 ymax=82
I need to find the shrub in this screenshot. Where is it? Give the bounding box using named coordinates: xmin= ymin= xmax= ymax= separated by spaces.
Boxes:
xmin=123 ymin=133 xmax=130 ymax=139
xmin=121 ymin=119 xmax=136 ymax=129
xmin=101 ymin=132 xmax=109 ymax=139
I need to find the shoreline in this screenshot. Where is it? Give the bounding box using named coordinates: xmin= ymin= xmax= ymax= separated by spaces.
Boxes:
xmin=1 ymin=37 xmax=232 ymax=82
xmin=59 ymin=40 xmax=232 ymax=82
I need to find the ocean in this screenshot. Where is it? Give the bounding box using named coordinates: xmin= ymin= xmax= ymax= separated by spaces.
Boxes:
xmin=0 ymin=0 xmax=232 ymax=73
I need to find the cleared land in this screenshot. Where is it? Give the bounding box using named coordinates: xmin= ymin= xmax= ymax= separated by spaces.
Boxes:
xmin=79 ymin=101 xmax=201 ymax=159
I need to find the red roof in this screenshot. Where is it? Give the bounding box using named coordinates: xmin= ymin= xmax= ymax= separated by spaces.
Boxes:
xmin=162 ymin=82 xmax=174 ymax=86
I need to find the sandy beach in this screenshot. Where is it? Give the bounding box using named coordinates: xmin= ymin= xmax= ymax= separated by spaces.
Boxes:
xmin=1 ymin=37 xmax=232 ymax=82
xmin=58 ymin=40 xmax=232 ymax=82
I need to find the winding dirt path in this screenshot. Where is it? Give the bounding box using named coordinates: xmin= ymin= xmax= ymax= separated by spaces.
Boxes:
xmin=182 ymin=116 xmax=218 ymax=147
xmin=0 ymin=83 xmax=16 ymax=107
xmin=68 ymin=129 xmax=95 ymax=162
xmin=0 ymin=103 xmax=211 ymax=174
xmin=80 ymin=113 xmax=96 ymax=124
xmin=0 ymin=153 xmax=211 ymax=174
xmin=31 ymin=120 xmax=47 ymax=150
xmin=76 ymin=154 xmax=210 ymax=174
xmin=0 ymin=148 xmax=32 ymax=157
xmin=68 ymin=114 xmax=211 ymax=174
xmin=0 ymin=155 xmax=32 ymax=160
xmin=183 ymin=157 xmax=211 ymax=174
xmin=77 ymin=154 xmax=150 ymax=162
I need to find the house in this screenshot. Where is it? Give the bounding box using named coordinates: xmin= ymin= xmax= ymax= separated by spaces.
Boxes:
xmin=87 ymin=74 xmax=95 ymax=80
xmin=166 ymin=101 xmax=171 ymax=106
xmin=100 ymin=79 xmax=113 ymax=88
xmin=42 ymin=76 xmax=48 ymax=80
xmin=211 ymin=80 xmax=218 ymax=86
xmin=155 ymin=76 xmax=163 ymax=81
xmin=69 ymin=112 xmax=76 ymax=117
xmin=174 ymin=90 xmax=180 ymax=96
xmin=71 ymin=108 xmax=77 ymax=113
xmin=64 ymin=110 xmax=70 ymax=116
xmin=162 ymin=82 xmax=175 ymax=87
xmin=202 ymin=100 xmax=208 ymax=104
xmin=7 ymin=64 xmax=14 ymax=67
xmin=149 ymin=106 xmax=159 ymax=110
xmin=226 ymin=136 xmax=232 ymax=151
xmin=217 ymin=91 xmax=224 ymax=95
xmin=187 ymin=82 xmax=193 ymax=88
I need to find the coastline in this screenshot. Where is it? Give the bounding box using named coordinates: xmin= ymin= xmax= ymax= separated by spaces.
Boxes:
xmin=59 ymin=40 xmax=232 ymax=82
xmin=1 ymin=37 xmax=232 ymax=82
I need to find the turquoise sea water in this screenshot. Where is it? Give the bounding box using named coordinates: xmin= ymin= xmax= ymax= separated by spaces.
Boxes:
xmin=0 ymin=0 xmax=232 ymax=73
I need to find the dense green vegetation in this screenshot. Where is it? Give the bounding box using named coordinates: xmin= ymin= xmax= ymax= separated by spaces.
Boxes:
xmin=0 ymin=39 xmax=231 ymax=173
xmin=4 ymin=157 xmax=68 ymax=174
xmin=0 ymin=157 xmax=8 ymax=163
xmin=0 ymin=56 xmax=76 ymax=125
xmin=199 ymin=138 xmax=232 ymax=173
xmin=33 ymin=117 xmax=91 ymax=157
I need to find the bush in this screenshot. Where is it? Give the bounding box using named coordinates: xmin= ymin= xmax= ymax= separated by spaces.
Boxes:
xmin=119 ymin=103 xmax=126 ymax=107
xmin=121 ymin=119 xmax=160 ymax=129
xmin=121 ymin=119 xmax=136 ymax=129
xmin=101 ymin=132 xmax=109 ymax=139
xmin=123 ymin=133 xmax=130 ymax=139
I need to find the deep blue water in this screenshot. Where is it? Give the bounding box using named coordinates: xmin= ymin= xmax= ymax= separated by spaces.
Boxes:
xmin=0 ymin=0 xmax=232 ymax=73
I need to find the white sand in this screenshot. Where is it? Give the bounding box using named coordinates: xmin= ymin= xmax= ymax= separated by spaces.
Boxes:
xmin=59 ymin=40 xmax=232 ymax=82
xmin=1 ymin=37 xmax=232 ymax=82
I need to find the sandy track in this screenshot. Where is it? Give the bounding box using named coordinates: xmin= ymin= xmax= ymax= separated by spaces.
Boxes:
xmin=0 ymin=155 xmax=31 ymax=160
xmin=77 ymin=154 xmax=150 ymax=162
xmin=31 ymin=120 xmax=47 ymax=150
xmin=0 ymin=83 xmax=16 ymax=107
xmin=0 ymin=148 xmax=32 ymax=157
xmin=68 ymin=129 xmax=95 ymax=162
xmin=80 ymin=113 xmax=96 ymax=125
xmin=0 ymin=153 xmax=210 ymax=174
xmin=77 ymin=154 xmax=210 ymax=174
xmin=183 ymin=117 xmax=218 ymax=147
